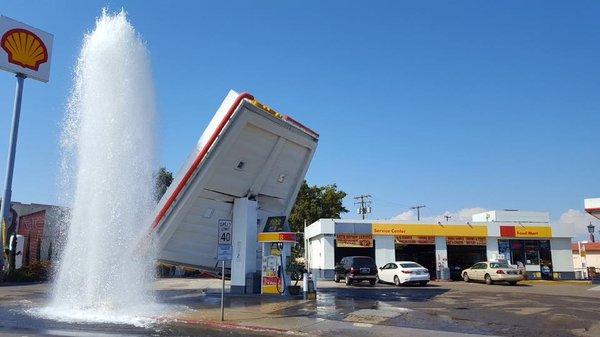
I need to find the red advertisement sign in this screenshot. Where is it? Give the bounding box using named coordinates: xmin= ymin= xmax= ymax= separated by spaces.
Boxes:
xmin=395 ymin=235 xmax=435 ymax=245
xmin=262 ymin=276 xmax=280 ymax=286
xmin=446 ymin=237 xmax=486 ymax=246
xmin=336 ymin=234 xmax=373 ymax=248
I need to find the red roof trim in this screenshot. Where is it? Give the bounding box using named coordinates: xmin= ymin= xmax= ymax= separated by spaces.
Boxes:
xmin=585 ymin=207 xmax=600 ymax=213
xmin=572 ymin=242 xmax=600 ymax=252
xmin=151 ymin=92 xmax=255 ymax=231
xmin=282 ymin=115 xmax=319 ymax=139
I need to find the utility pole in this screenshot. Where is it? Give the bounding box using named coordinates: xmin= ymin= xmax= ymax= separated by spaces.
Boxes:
xmin=354 ymin=195 xmax=372 ymax=220
xmin=444 ymin=215 xmax=451 ymax=222
xmin=411 ymin=205 xmax=426 ymax=221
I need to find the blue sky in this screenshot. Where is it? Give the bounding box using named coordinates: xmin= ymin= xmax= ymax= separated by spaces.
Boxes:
xmin=0 ymin=1 xmax=598 ymax=236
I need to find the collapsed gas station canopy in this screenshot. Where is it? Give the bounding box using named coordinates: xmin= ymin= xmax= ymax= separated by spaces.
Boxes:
xmin=151 ymin=91 xmax=318 ymax=269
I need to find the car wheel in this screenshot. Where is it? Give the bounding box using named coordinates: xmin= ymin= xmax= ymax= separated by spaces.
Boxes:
xmin=509 ymin=281 xmax=517 ymax=286
xmin=334 ymin=274 xmax=340 ymax=283
xmin=485 ymin=274 xmax=492 ymax=285
xmin=345 ymin=275 xmax=352 ymax=286
xmin=419 ymin=281 xmax=428 ymax=287
xmin=369 ymin=279 xmax=376 ymax=286
xmin=463 ymin=273 xmax=470 ymax=282
xmin=394 ymin=275 xmax=401 ymax=286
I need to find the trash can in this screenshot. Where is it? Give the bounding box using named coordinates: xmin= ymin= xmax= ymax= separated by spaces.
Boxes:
xmin=441 ymin=267 xmax=450 ymax=281
xmin=245 ymin=272 xmax=261 ymax=294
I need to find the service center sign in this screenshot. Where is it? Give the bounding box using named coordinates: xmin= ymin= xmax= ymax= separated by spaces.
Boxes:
xmin=0 ymin=16 xmax=53 ymax=82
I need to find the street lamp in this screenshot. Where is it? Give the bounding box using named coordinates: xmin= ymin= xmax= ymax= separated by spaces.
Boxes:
xmin=588 ymin=222 xmax=596 ymax=243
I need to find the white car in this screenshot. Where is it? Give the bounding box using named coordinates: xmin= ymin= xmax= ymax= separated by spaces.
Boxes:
xmin=378 ymin=261 xmax=430 ymax=286
xmin=461 ymin=261 xmax=523 ymax=285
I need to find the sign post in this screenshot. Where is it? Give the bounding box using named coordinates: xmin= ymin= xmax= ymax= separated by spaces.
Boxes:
xmin=0 ymin=16 xmax=53 ymax=269
xmin=217 ymin=219 xmax=232 ymax=321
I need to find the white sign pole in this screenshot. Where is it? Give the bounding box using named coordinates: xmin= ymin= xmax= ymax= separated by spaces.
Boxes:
xmin=0 ymin=16 xmax=53 ymax=269
xmin=217 ymin=219 xmax=232 ymax=321
xmin=0 ymin=73 xmax=24 ymax=270
xmin=220 ymin=260 xmax=225 ymax=321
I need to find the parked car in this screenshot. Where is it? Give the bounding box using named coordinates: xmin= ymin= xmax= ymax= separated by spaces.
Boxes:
xmin=461 ymin=261 xmax=523 ymax=285
xmin=378 ymin=261 xmax=430 ymax=286
xmin=334 ymin=256 xmax=378 ymax=286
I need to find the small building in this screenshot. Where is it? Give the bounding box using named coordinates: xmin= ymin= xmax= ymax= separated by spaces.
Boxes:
xmin=306 ymin=210 xmax=574 ymax=280
xmin=572 ymin=242 xmax=600 ymax=278
xmin=1 ymin=202 xmax=67 ymax=266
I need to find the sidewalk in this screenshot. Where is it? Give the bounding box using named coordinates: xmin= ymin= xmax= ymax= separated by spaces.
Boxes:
xmin=157 ymin=278 xmax=496 ymax=337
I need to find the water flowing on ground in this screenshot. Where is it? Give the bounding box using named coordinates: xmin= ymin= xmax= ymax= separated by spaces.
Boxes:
xmin=30 ymin=10 xmax=171 ymax=327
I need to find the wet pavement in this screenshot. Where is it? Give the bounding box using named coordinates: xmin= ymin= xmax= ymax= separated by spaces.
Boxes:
xmin=1 ymin=279 xmax=600 ymax=336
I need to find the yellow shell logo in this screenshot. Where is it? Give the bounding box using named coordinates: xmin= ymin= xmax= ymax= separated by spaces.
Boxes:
xmin=1 ymin=28 xmax=48 ymax=71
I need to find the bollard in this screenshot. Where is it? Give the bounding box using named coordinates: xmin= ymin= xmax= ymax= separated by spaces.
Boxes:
xmin=302 ymin=272 xmax=309 ymax=300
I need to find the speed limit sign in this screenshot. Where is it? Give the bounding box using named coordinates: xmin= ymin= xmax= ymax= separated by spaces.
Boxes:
xmin=218 ymin=219 xmax=232 ymax=244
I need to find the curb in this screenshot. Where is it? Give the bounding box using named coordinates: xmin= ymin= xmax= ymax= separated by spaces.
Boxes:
xmin=520 ymin=280 xmax=592 ymax=285
xmin=163 ymin=317 xmax=307 ymax=336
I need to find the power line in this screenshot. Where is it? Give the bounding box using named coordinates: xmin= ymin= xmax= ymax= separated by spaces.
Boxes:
xmin=354 ymin=194 xmax=372 ymax=220
xmin=411 ymin=205 xmax=426 ymax=221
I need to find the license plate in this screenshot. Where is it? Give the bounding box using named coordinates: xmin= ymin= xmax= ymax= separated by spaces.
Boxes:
xmin=360 ymin=268 xmax=370 ymax=274
xmin=507 ymin=270 xmax=516 ymax=275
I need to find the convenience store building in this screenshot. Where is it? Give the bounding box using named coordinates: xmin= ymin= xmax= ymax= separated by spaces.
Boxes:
xmin=306 ymin=210 xmax=574 ymax=280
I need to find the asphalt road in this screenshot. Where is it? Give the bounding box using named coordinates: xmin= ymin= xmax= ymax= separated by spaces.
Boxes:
xmin=312 ymin=280 xmax=600 ymax=337
xmin=1 ymin=279 xmax=599 ymax=337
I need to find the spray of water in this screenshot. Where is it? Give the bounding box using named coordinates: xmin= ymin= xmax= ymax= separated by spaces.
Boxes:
xmin=32 ymin=10 xmax=166 ymax=326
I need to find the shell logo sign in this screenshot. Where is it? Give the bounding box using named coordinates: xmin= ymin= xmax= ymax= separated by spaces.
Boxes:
xmin=0 ymin=16 xmax=53 ymax=82
xmin=1 ymin=29 xmax=48 ymax=71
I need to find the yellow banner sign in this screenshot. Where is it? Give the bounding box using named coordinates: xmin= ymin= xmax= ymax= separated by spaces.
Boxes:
xmin=336 ymin=234 xmax=373 ymax=248
xmin=373 ymin=224 xmax=487 ymax=237
xmin=500 ymin=225 xmax=552 ymax=238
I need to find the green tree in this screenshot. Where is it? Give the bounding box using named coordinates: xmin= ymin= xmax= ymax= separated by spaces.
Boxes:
xmin=154 ymin=167 xmax=174 ymax=202
xmin=288 ymin=181 xmax=348 ymax=259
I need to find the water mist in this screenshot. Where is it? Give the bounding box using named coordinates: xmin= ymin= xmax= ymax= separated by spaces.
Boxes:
xmin=35 ymin=10 xmax=164 ymax=326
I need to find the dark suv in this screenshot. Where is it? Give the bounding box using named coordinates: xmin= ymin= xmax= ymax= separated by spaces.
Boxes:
xmin=334 ymin=256 xmax=378 ymax=286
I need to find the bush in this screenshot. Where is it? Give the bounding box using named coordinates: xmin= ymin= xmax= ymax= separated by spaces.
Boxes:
xmin=0 ymin=260 xmax=52 ymax=283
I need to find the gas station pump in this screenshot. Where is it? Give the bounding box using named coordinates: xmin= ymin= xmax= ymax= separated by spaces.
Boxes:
xmin=258 ymin=216 xmax=296 ymax=295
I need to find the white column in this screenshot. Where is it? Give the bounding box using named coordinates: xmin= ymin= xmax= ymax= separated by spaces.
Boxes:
xmin=435 ymin=237 xmax=448 ymax=280
xmin=322 ymin=234 xmax=335 ymax=279
xmin=231 ymin=197 xmax=258 ymax=294
xmin=374 ymin=236 xmax=395 ymax=268
xmin=486 ymin=237 xmax=499 ymax=261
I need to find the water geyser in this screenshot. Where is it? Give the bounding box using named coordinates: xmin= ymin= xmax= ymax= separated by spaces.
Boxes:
xmin=37 ymin=10 xmax=163 ymax=326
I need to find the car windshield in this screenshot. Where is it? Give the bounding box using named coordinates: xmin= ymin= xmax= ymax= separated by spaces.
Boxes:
xmin=399 ymin=263 xmax=422 ymax=268
xmin=490 ymin=262 xmax=511 ymax=268
xmin=352 ymin=257 xmax=375 ymax=267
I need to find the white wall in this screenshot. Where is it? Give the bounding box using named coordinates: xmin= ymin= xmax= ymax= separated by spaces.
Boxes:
xmin=573 ymin=252 xmax=600 ymax=269
xmin=374 ymin=236 xmax=395 ymax=267
xmin=551 ymin=238 xmax=574 ymax=272
xmin=308 ymin=236 xmax=324 ymax=269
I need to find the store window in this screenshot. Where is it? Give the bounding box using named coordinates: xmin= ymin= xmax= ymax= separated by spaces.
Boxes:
xmin=498 ymin=240 xmax=510 ymax=261
xmin=497 ymin=239 xmax=552 ymax=270
xmin=510 ymin=240 xmax=525 ymax=266
xmin=524 ymin=240 xmax=540 ymax=265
